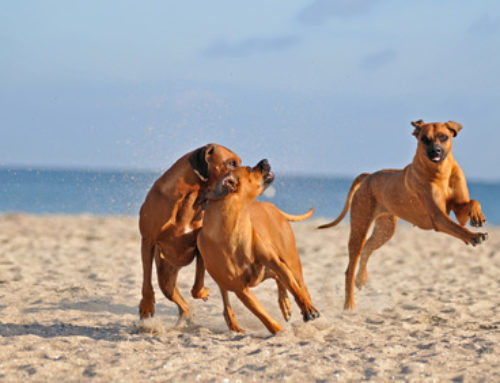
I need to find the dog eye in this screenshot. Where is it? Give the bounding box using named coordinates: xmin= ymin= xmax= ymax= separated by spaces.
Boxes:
xmin=421 ymin=135 xmax=431 ymax=145
xmin=227 ymin=160 xmax=237 ymax=169
xmin=438 ymin=134 xmax=448 ymax=142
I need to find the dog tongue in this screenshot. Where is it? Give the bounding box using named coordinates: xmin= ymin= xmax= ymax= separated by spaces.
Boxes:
xmin=433 ymin=156 xmax=440 ymax=162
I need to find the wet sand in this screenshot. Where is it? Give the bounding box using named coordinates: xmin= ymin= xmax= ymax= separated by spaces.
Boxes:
xmin=0 ymin=214 xmax=499 ymax=382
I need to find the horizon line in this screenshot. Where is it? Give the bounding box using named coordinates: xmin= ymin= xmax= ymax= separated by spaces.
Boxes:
xmin=1 ymin=164 xmax=499 ymax=184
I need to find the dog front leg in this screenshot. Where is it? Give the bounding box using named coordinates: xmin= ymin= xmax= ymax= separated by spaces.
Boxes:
xmin=468 ymin=200 xmax=486 ymax=227
xmin=449 ymin=168 xmax=486 ymax=228
xmin=452 ymin=200 xmax=486 ymax=227
xmin=423 ymin=188 xmax=487 ymax=246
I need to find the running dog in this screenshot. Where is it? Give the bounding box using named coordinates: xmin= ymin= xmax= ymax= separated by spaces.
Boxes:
xmin=318 ymin=120 xmax=487 ymax=310
xmin=197 ymin=160 xmax=319 ymax=334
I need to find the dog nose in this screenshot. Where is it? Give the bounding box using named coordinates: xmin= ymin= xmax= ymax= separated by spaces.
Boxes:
xmin=432 ymin=145 xmax=443 ymax=154
xmin=256 ymin=159 xmax=270 ymax=172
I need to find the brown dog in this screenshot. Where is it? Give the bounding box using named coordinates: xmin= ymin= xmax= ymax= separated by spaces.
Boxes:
xmin=138 ymin=144 xmax=241 ymax=320
xmin=197 ymin=159 xmax=319 ymax=334
xmin=318 ymin=120 xmax=487 ymax=310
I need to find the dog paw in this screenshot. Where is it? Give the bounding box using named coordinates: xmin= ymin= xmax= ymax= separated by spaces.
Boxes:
xmin=139 ymin=299 xmax=155 ymax=319
xmin=344 ymin=300 xmax=356 ymax=311
xmin=469 ymin=201 xmax=486 ymax=227
xmin=226 ymin=320 xmax=245 ymax=334
xmin=230 ymin=325 xmax=246 ymax=334
xmin=223 ymin=310 xmax=245 ymax=333
xmin=355 ymin=270 xmax=368 ymax=289
xmin=174 ymin=316 xmax=195 ymax=329
xmin=469 ymin=214 xmax=486 ymax=227
xmin=468 ymin=232 xmax=488 ymax=247
xmin=302 ymin=307 xmax=320 ymax=322
xmin=191 ymin=287 xmax=210 ymax=300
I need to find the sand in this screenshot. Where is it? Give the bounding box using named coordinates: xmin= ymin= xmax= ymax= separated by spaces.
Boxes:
xmin=0 ymin=214 xmax=499 ymax=382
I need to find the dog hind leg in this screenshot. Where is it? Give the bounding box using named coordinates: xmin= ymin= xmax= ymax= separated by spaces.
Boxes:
xmin=355 ymin=215 xmax=398 ymax=289
xmin=220 ymin=288 xmax=245 ymax=333
xmin=270 ymin=258 xmax=319 ymax=322
xmin=139 ymin=238 xmax=156 ymax=319
xmin=345 ymin=202 xmax=375 ymax=310
xmin=276 ymin=279 xmax=292 ymax=321
xmin=155 ymin=256 xmax=190 ymax=319
xmin=235 ymin=288 xmax=283 ymax=334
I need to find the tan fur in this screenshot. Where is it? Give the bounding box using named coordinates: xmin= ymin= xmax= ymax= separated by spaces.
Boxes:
xmin=197 ymin=161 xmax=319 ymax=334
xmin=138 ymin=144 xmax=241 ymax=319
xmin=319 ymin=120 xmax=487 ymax=310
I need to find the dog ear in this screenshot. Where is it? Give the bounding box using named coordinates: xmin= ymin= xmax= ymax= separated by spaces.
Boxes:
xmin=445 ymin=121 xmax=462 ymax=137
xmin=188 ymin=146 xmax=210 ymax=182
xmin=411 ymin=120 xmax=425 ymax=137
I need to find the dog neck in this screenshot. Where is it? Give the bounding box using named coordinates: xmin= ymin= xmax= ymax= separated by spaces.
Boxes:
xmin=204 ymin=197 xmax=252 ymax=237
xmin=411 ymin=151 xmax=455 ymax=183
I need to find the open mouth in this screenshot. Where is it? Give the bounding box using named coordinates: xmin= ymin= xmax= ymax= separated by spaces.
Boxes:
xmin=430 ymin=155 xmax=443 ymax=163
xmin=254 ymin=159 xmax=274 ymax=189
xmin=263 ymin=171 xmax=275 ymax=187
xmin=428 ymin=152 xmax=447 ymax=163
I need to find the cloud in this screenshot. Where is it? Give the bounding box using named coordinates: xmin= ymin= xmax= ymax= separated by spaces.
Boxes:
xmin=468 ymin=14 xmax=500 ymax=35
xmin=297 ymin=0 xmax=379 ymax=25
xmin=203 ymin=35 xmax=299 ymax=58
xmin=359 ymin=49 xmax=397 ymax=71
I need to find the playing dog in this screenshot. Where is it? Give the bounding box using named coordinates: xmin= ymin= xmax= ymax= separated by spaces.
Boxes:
xmin=138 ymin=144 xmax=241 ymax=320
xmin=318 ymin=120 xmax=487 ymax=310
xmin=197 ymin=160 xmax=319 ymax=334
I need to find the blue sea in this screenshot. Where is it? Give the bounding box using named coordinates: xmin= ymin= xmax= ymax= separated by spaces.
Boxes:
xmin=1 ymin=168 xmax=499 ymax=225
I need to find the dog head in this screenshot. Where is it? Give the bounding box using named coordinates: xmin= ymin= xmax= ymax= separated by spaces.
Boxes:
xmin=188 ymin=143 xmax=241 ymax=183
xmin=411 ymin=120 xmax=462 ymax=164
xmin=207 ymin=159 xmax=274 ymax=202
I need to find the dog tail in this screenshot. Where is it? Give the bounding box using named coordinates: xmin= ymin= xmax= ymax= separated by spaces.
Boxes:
xmin=317 ymin=173 xmax=370 ymax=229
xmin=279 ymin=207 xmax=314 ymax=222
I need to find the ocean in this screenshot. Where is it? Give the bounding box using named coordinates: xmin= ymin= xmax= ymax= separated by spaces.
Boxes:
xmin=1 ymin=167 xmax=499 ymax=225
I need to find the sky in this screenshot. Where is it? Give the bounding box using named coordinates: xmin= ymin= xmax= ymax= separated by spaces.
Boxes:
xmin=1 ymin=0 xmax=500 ymax=180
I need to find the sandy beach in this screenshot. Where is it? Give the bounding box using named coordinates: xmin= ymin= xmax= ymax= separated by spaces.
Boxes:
xmin=0 ymin=214 xmax=499 ymax=382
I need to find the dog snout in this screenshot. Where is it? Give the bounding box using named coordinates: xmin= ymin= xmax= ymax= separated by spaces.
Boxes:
xmin=255 ymin=159 xmax=270 ymax=173
xmin=254 ymin=159 xmax=275 ymax=188
xmin=427 ymin=145 xmax=444 ymax=157
xmin=427 ymin=144 xmax=447 ymax=163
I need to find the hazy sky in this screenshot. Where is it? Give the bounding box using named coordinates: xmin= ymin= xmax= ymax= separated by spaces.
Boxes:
xmin=1 ymin=1 xmax=499 ymax=180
